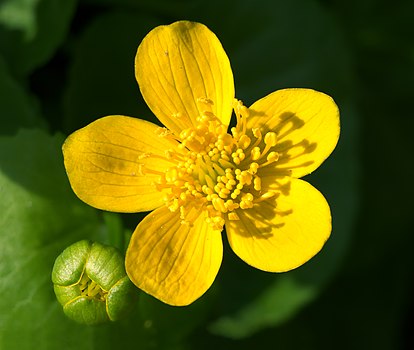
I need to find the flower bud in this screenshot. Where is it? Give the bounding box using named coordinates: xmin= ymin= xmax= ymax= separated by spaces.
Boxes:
xmin=52 ymin=240 xmax=136 ymax=325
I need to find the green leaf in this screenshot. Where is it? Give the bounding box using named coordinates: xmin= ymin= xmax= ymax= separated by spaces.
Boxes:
xmin=63 ymin=11 xmax=160 ymax=133
xmin=0 ymin=0 xmax=38 ymax=40
xmin=83 ymin=0 xmax=202 ymax=16
xmin=0 ymin=0 xmax=77 ymax=76
xmin=0 ymin=55 xmax=45 ymax=134
xmin=102 ymin=212 xmax=126 ymax=252
xmin=138 ymin=288 xmax=217 ymax=347
xmin=209 ymin=276 xmax=317 ymax=339
xmin=0 ymin=130 xmax=103 ymax=348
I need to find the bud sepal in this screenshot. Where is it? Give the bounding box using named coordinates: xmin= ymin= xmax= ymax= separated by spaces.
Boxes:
xmin=52 ymin=240 xmax=136 ymax=325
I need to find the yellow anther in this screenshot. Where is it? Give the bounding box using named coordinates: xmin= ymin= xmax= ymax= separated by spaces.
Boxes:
xmin=180 ymin=129 xmax=191 ymax=140
xmin=221 ymin=151 xmax=231 ymax=161
xmin=205 ymin=174 xmax=215 ymax=190
xmin=239 ymin=171 xmax=252 ymax=185
xmin=251 ymin=147 xmax=261 ymax=160
xmin=212 ymin=163 xmax=225 ymax=176
xmin=138 ymin=153 xmax=151 ymax=160
xmin=244 ymin=193 xmax=254 ymax=202
xmin=219 ymin=133 xmax=233 ymax=146
xmin=239 ymin=192 xmax=254 ymax=209
xmin=267 ymin=151 xmax=279 ymax=162
xmin=216 ymin=182 xmax=225 ymax=189
xmin=249 ymin=162 xmax=259 ymax=174
xmin=218 ymin=158 xmax=234 ymax=169
xmin=201 ymin=111 xmax=216 ymax=120
xmin=212 ymin=197 xmax=225 ymax=212
xmin=225 ymin=199 xmax=234 ymax=206
xmin=197 ymin=97 xmax=214 ymax=105
xmin=168 ymin=199 xmax=179 ymax=212
xmin=179 ymin=206 xmax=187 ymax=220
xmin=220 ymin=187 xmax=231 ymax=195
xmin=215 ymin=125 xmax=227 ymax=136
xmin=252 ymin=128 xmax=261 ymax=138
xmin=155 ymin=127 xmax=170 ymax=137
xmin=239 ymin=201 xmax=252 ymax=210
xmin=174 ymin=180 xmax=185 ymax=188
xmin=220 ymin=175 xmax=228 ymax=183
xmin=231 ymin=189 xmax=241 ymax=199
xmin=231 ymin=126 xmax=239 ymax=139
xmin=202 ymin=185 xmax=214 ymax=195
xmin=165 ymin=168 xmax=178 ymax=182
xmin=225 ymin=199 xmax=239 ymax=211
xmin=254 ymin=177 xmax=261 ymax=191
xmin=180 ymin=219 xmax=193 ymax=226
xmin=256 ymin=191 xmax=277 ymax=201
xmin=238 ymin=134 xmax=251 ymax=149
xmin=165 ymin=150 xmax=174 ymax=159
xmin=239 ymin=105 xmax=249 ymax=118
xmin=228 ymin=212 xmax=240 ymax=221
xmin=194 ymin=192 xmax=203 ymax=199
xmin=264 ymin=132 xmax=278 ymax=147
xmin=232 ymin=156 xmax=241 ymax=165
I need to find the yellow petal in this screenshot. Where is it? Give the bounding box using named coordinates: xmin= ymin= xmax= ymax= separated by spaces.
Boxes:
xmin=63 ymin=115 xmax=178 ymax=213
xmin=248 ymin=88 xmax=340 ymax=178
xmin=125 ymin=205 xmax=223 ymax=306
xmin=225 ymin=178 xmax=331 ymax=272
xmin=135 ymin=21 xmax=234 ymax=136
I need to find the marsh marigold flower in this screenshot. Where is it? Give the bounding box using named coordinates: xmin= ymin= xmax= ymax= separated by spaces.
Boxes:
xmin=63 ymin=21 xmax=340 ymax=306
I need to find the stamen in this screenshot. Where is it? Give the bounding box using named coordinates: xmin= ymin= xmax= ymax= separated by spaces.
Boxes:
xmin=252 ymin=128 xmax=261 ymax=138
xmin=264 ymin=132 xmax=277 ymax=147
xmin=228 ymin=212 xmax=240 ymax=220
xmin=255 ymin=191 xmax=277 ymax=202
xmin=151 ymin=98 xmax=281 ymax=231
xmin=238 ymin=134 xmax=251 ymax=149
xmin=197 ymin=97 xmax=214 ymax=105
xmin=260 ymin=151 xmax=280 ymax=167
xmin=251 ymin=147 xmax=261 ymax=161
xmin=79 ymin=273 xmax=107 ymax=301
xmin=253 ymin=176 xmax=261 ymax=191
xmin=155 ymin=127 xmax=183 ymax=143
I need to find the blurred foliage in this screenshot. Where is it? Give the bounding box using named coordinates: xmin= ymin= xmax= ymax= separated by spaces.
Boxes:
xmin=0 ymin=0 xmax=413 ymax=349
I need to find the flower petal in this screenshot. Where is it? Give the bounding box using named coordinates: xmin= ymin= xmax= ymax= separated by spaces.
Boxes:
xmin=248 ymin=88 xmax=340 ymax=178
xmin=225 ymin=178 xmax=331 ymax=272
xmin=63 ymin=116 xmax=178 ymax=213
xmin=125 ymin=205 xmax=223 ymax=306
xmin=135 ymin=21 xmax=234 ymax=135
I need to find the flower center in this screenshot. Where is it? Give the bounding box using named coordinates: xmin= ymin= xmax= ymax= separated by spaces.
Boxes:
xmin=78 ymin=272 xmax=107 ymax=302
xmin=144 ymin=99 xmax=280 ymax=231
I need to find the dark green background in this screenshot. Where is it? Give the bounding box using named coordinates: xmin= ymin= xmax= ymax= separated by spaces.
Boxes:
xmin=1 ymin=0 xmax=413 ymax=349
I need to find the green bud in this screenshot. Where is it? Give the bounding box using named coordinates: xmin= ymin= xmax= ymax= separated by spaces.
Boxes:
xmin=52 ymin=240 xmax=136 ymax=325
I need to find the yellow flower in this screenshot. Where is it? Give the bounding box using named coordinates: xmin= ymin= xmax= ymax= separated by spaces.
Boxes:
xmin=63 ymin=21 xmax=340 ymax=306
